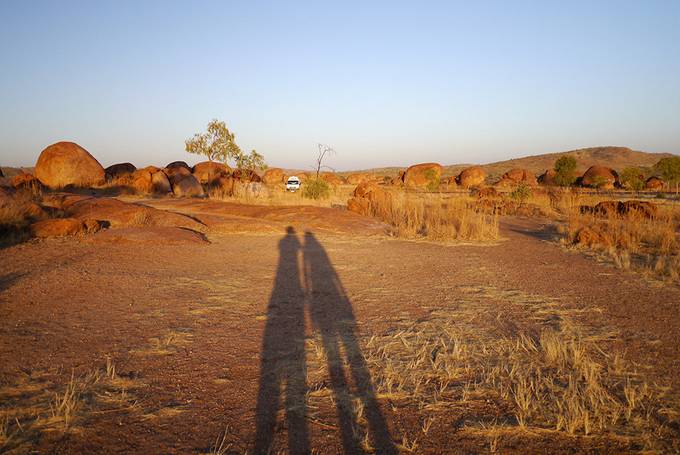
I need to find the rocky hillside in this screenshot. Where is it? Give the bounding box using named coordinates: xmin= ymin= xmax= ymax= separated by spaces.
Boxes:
xmin=352 ymin=146 xmax=675 ymax=179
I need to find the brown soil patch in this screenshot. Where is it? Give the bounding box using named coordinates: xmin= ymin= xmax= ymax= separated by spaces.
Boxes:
xmin=1 ymin=204 xmax=679 ymax=453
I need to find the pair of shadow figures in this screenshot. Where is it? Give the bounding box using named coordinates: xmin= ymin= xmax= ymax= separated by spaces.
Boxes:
xmin=254 ymin=228 xmax=396 ymax=454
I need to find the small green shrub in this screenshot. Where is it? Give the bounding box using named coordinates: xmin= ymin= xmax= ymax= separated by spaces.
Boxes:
xmin=302 ymin=179 xmax=330 ymax=200
xmin=424 ymin=169 xmax=440 ymax=191
xmin=509 ymin=183 xmax=532 ymax=204
xmin=554 ymin=156 xmax=577 ymax=187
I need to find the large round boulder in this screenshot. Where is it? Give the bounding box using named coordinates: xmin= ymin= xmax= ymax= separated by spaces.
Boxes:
xmin=538 ymin=169 xmax=558 ymax=186
xmin=262 ymin=168 xmax=286 ymax=185
xmin=404 ymin=163 xmax=442 ymax=189
xmin=581 ymin=166 xmax=619 ymax=189
xmin=105 ymin=163 xmax=137 ymax=181
xmin=645 ymin=176 xmax=664 ymax=190
xmin=456 ymin=166 xmax=486 ymax=189
xmin=193 ymin=161 xmax=230 ymax=186
xmin=500 ymin=168 xmax=537 ymax=186
xmin=35 ymin=142 xmax=105 ymax=188
xmin=321 ymin=172 xmax=344 ymax=186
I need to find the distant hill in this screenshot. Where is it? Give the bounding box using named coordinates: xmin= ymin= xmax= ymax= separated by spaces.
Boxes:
xmin=350 ymin=146 xmax=675 ymax=180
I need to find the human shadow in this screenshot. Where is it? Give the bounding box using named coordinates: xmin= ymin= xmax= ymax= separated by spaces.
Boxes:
xmin=254 ymin=226 xmax=310 ymax=454
xmin=303 ymin=231 xmax=396 ymax=454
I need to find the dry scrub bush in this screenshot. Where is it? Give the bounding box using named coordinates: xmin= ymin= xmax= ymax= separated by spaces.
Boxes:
xmin=563 ymin=204 xmax=680 ymax=281
xmin=0 ymin=190 xmax=46 ymax=245
xmin=368 ymin=191 xmax=499 ymax=242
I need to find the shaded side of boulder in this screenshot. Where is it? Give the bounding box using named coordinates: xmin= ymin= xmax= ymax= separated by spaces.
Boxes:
xmin=262 ymin=168 xmax=286 ymax=185
xmin=35 ymin=141 xmax=105 ymax=188
xmin=151 ymin=170 xmax=172 ymax=194
xmin=403 ymin=163 xmax=442 ymax=189
xmin=171 ymin=174 xmax=205 ymax=197
xmin=210 ymin=176 xmax=235 ymax=197
xmin=645 ymin=176 xmax=664 ymax=190
xmin=581 ymin=166 xmax=619 ymax=189
xmin=456 ymin=166 xmax=486 ymax=189
xmin=390 ymin=170 xmax=406 ymax=186
xmin=538 ymin=169 xmax=558 ymax=186
xmin=105 ymin=163 xmax=137 ymax=181
xmin=193 ymin=161 xmax=230 ymax=186
xmin=166 ymin=161 xmax=191 ymax=171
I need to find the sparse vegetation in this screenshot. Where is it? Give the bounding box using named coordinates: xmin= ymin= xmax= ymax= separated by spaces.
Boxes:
xmin=0 ymin=360 xmax=140 ymax=452
xmin=554 ymin=156 xmax=578 ymax=187
xmin=561 ymin=200 xmax=680 ymax=281
xmin=302 ymin=178 xmax=331 ymax=200
xmin=620 ymin=167 xmax=647 ymax=191
xmin=654 ymin=156 xmax=680 ymax=193
xmin=368 ymin=191 xmax=499 ymax=241
xmin=509 ymin=183 xmax=532 ymax=204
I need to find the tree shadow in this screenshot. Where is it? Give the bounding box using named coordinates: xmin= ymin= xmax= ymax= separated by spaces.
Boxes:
xmin=303 ymin=231 xmax=396 ymax=454
xmin=254 ymin=226 xmax=310 ymax=454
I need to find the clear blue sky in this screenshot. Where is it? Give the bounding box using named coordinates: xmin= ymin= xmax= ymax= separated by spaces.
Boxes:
xmin=1 ymin=0 xmax=679 ymax=170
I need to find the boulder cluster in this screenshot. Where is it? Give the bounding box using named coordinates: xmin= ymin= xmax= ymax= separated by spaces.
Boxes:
xmin=23 ymin=141 xmax=302 ymax=198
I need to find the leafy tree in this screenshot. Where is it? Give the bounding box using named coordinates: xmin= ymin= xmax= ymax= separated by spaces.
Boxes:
xmin=236 ymin=149 xmax=267 ymax=172
xmin=553 ymin=156 xmax=577 ymax=187
xmin=654 ymin=157 xmax=680 ymax=193
xmin=620 ymin=167 xmax=645 ymax=191
xmin=185 ymin=119 xmax=242 ymax=163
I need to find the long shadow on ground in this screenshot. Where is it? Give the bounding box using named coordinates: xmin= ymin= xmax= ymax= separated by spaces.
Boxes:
xmin=254 ymin=227 xmax=396 ymax=454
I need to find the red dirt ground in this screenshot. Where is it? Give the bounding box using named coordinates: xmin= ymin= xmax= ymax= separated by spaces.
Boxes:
xmin=1 ymin=198 xmax=679 ymax=453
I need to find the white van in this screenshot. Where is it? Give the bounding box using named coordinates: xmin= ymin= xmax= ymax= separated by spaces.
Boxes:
xmin=286 ymin=176 xmax=301 ymax=192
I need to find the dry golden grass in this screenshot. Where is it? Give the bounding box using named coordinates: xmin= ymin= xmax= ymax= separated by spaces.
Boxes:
xmin=0 ymin=188 xmax=49 ymax=246
xmin=364 ymin=190 xmax=499 ymax=242
xmin=0 ymin=359 xmax=141 ymax=452
xmin=303 ymin=285 xmax=676 ymax=452
xmin=560 ymin=201 xmax=680 ymax=282
xmin=209 ymin=183 xmax=355 ymax=208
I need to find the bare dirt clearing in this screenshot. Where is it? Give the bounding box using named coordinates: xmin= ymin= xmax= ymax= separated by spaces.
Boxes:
xmin=1 ymin=200 xmax=679 ymax=453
